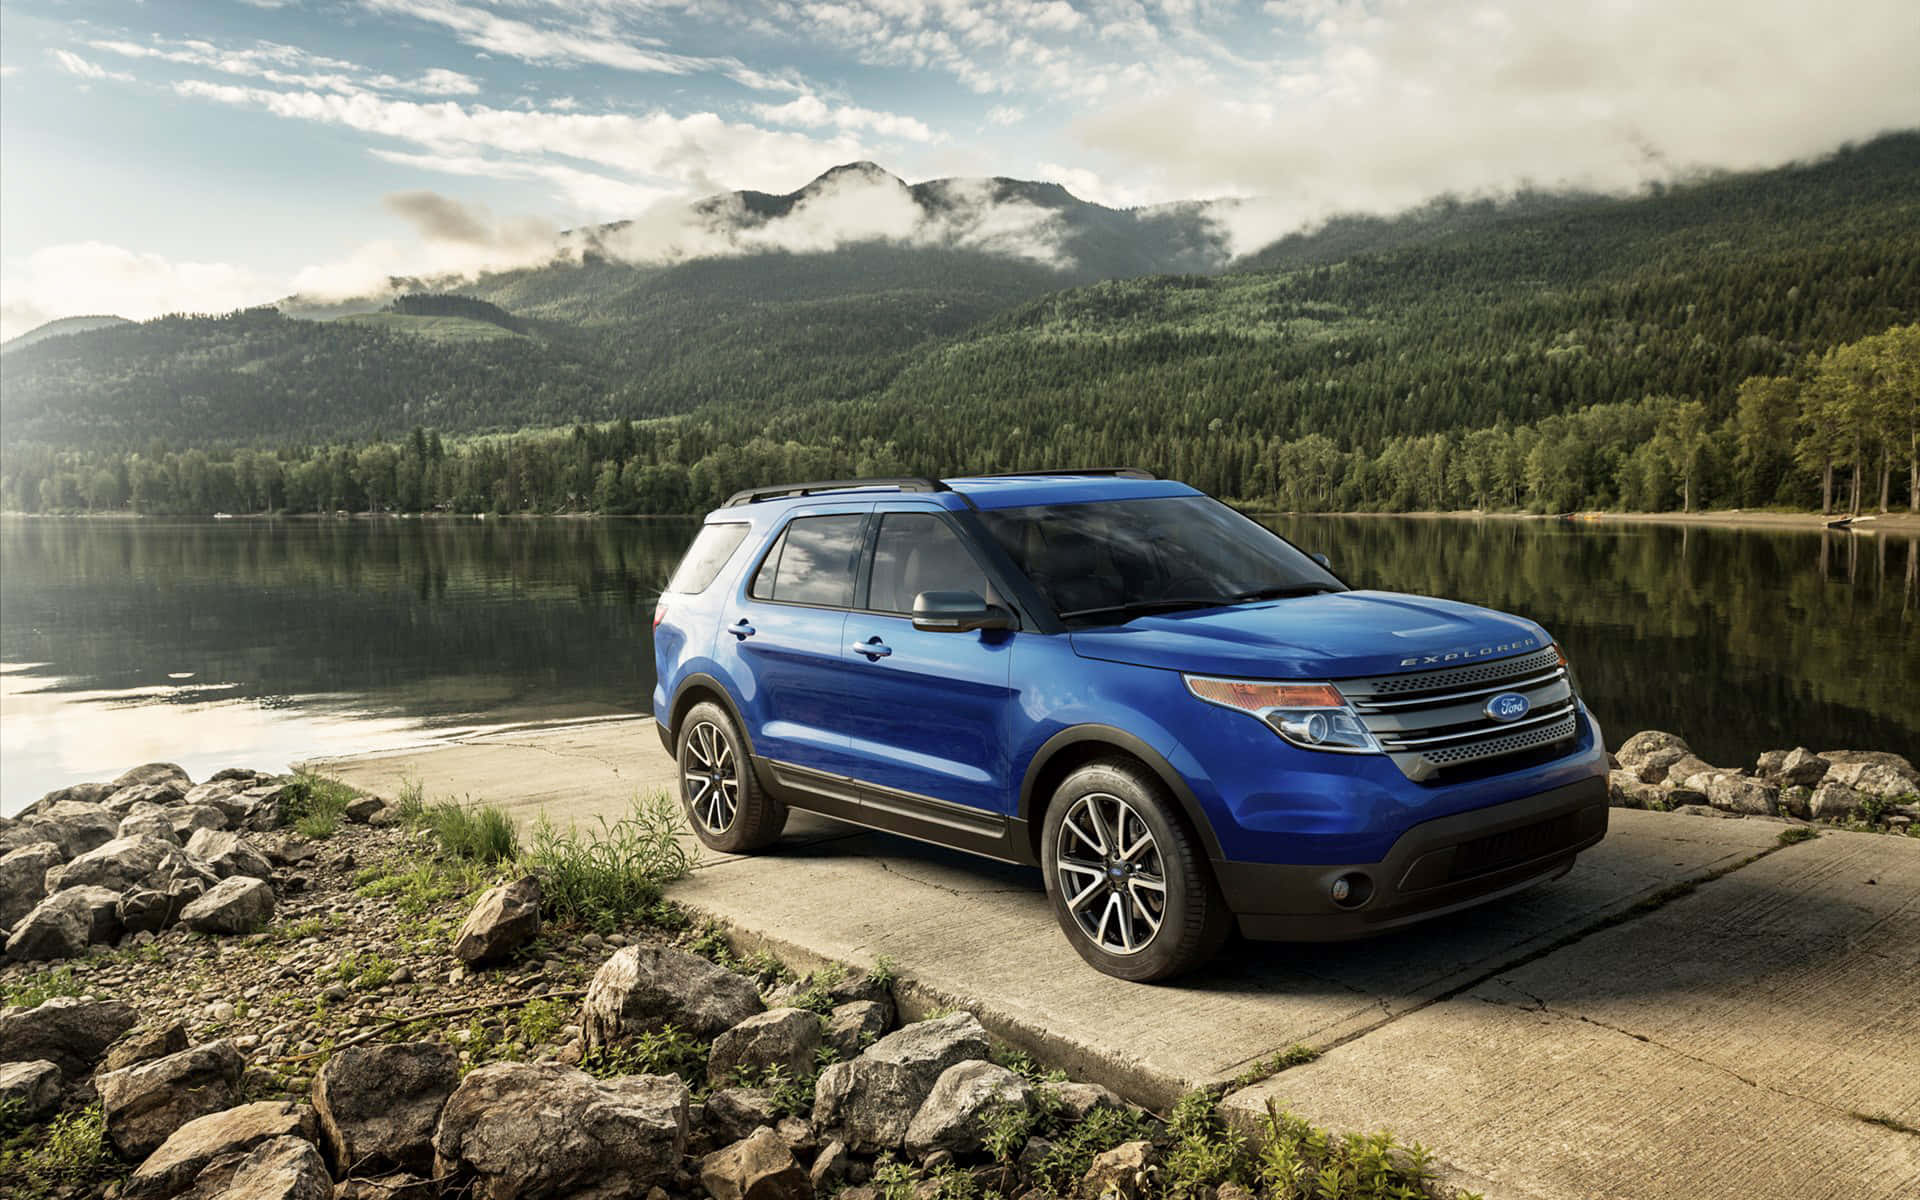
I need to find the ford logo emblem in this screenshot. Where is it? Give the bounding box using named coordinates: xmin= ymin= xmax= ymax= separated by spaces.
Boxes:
xmin=1485 ymin=692 xmax=1531 ymax=722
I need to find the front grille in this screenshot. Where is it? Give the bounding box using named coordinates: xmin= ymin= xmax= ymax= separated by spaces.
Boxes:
xmin=1448 ymin=811 xmax=1586 ymax=880
xmin=1338 ymin=649 xmax=1580 ymax=781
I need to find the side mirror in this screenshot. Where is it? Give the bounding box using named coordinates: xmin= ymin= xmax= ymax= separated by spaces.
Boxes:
xmin=1310 ymin=552 xmax=1332 ymax=571
xmin=912 ymin=590 xmax=1013 ymax=633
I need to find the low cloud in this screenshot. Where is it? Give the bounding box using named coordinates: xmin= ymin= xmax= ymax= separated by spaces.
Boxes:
xmin=0 ymin=243 xmax=270 ymax=342
xmin=288 ymin=192 xmax=569 ymax=303
xmin=756 ymin=94 xmax=937 ymax=143
xmin=1077 ymin=0 xmax=1920 ymax=257
xmin=50 ymin=50 xmax=133 ymax=83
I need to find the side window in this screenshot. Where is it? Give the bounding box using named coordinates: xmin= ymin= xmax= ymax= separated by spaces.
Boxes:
xmin=867 ymin=513 xmax=992 ymax=614
xmin=750 ymin=514 xmax=865 ymax=607
xmin=667 ymin=523 xmax=750 ymax=594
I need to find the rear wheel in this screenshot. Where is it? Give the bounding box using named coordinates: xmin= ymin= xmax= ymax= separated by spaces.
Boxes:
xmin=677 ymin=702 xmax=785 ymax=853
xmin=1040 ymin=759 xmax=1231 ymax=982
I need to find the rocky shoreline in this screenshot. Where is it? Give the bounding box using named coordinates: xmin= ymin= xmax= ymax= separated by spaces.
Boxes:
xmin=1605 ymin=733 xmax=1918 ymax=831
xmin=3 ymin=738 xmax=1914 ymax=1200
xmin=2 ymin=763 xmax=1450 ymax=1200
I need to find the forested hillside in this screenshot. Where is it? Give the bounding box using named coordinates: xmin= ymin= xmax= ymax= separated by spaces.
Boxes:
xmin=3 ymin=134 xmax=1916 ymax=515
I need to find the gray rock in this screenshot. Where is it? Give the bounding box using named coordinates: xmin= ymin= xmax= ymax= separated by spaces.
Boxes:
xmin=705 ymin=1088 xmax=781 ymax=1145
xmin=4 ymin=891 xmax=91 ymax=960
xmin=0 ymin=996 xmax=139 ymax=1078
xmin=824 ymin=1000 xmax=890 ymax=1061
xmin=0 ymin=841 xmax=64 ymax=929
xmin=903 ymin=1060 xmax=1032 ymax=1157
xmin=431 ymin=1062 xmax=688 ymax=1200
xmin=1778 ymin=748 xmax=1832 ymax=788
xmin=1664 ymin=755 xmax=1717 ymax=786
xmin=701 ymin=1126 xmax=812 ymax=1200
xmin=1699 ymin=774 xmax=1778 ymax=817
xmin=582 ymin=945 xmax=764 ymax=1046
xmin=811 ymin=1013 xmax=991 ymax=1154
xmin=1673 ymin=803 xmax=1733 ymax=818
xmin=1615 ymin=731 xmax=1690 ymax=771
xmin=1810 ymin=781 xmax=1871 ymax=821
xmin=1606 ymin=769 xmax=1666 ymax=810
xmin=1818 ymin=750 xmax=1919 ymax=785
xmin=113 ymin=763 xmax=193 ymax=792
xmin=1081 ymin=1140 xmax=1157 ymax=1200
xmin=13 ymin=801 xmax=121 ymax=859
xmin=0 ymin=1059 xmax=62 ymax=1123
xmin=1047 ymin=1081 xmax=1120 ymax=1123
xmin=1628 ymin=746 xmax=1689 ymax=784
xmin=19 ymin=781 xmax=114 ymax=818
xmin=1754 ymin=749 xmax=1789 ymax=776
xmin=185 ymin=829 xmax=275 ymax=881
xmin=98 ymin=1039 xmax=248 ymax=1158
xmin=46 ymin=834 xmax=212 ymax=895
xmin=343 ymin=795 xmax=385 ymax=824
xmin=118 ymin=887 xmax=177 ymax=935
xmin=180 ymin=876 xmax=275 ymax=934
xmin=809 ymin=1141 xmax=850 ymax=1192
xmin=259 ymin=834 xmax=317 ymax=866
xmin=118 ymin=806 xmax=184 ymax=845
xmin=312 ymin=1041 xmax=458 ymax=1176
xmin=195 ymin=1135 xmax=331 ymax=1200
xmin=328 ymin=1173 xmax=433 ymax=1200
xmin=1779 ymin=785 xmax=1815 ymax=820
xmin=235 ymin=783 xmax=297 ymax=832
xmin=57 ymin=883 xmax=127 ymax=943
xmin=710 ymin=1008 xmax=823 ymax=1085
xmin=451 ymin=875 xmax=540 ymax=967
xmin=126 ymin=1100 xmax=315 ymax=1200
xmin=106 ymin=781 xmax=191 ymax=814
xmin=105 ymin=1021 xmax=191 ymax=1072
xmin=169 ymin=805 xmax=231 ymax=840
xmin=1825 ymin=760 xmax=1918 ymax=800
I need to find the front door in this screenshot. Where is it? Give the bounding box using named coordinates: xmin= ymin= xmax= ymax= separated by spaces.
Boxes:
xmin=840 ymin=508 xmax=1016 ymax=828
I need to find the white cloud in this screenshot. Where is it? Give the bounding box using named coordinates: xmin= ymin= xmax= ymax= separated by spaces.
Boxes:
xmin=985 ymin=104 xmax=1025 ymax=126
xmin=756 ymin=94 xmax=937 ymax=142
xmin=1075 ymin=0 xmax=1920 ymax=256
xmin=50 ymin=50 xmax=134 ymax=83
xmin=88 ymin=37 xmax=481 ymax=96
xmin=172 ymin=80 xmax=870 ymax=196
xmin=0 ymin=243 xmax=271 ymax=342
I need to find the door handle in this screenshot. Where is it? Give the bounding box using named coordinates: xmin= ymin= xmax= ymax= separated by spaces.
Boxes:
xmin=729 ymin=620 xmax=756 ymax=640
xmin=851 ymin=638 xmax=892 ymax=659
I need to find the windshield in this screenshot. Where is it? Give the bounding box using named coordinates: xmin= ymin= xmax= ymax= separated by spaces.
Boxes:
xmin=980 ymin=496 xmax=1345 ymax=625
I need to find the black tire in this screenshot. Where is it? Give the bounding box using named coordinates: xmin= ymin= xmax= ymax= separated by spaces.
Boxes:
xmin=676 ymin=701 xmax=785 ymax=853
xmin=1039 ymin=759 xmax=1231 ymax=982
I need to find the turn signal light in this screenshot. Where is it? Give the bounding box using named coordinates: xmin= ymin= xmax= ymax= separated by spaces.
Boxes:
xmin=652 ymin=600 xmax=668 ymax=627
xmin=1183 ymin=678 xmax=1344 ymax=711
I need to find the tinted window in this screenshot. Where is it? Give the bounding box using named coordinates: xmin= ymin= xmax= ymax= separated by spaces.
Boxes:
xmin=981 ymin=496 xmax=1343 ymax=624
xmin=751 ymin=514 xmax=865 ymax=606
xmin=667 ymin=523 xmax=750 ymax=594
xmin=867 ymin=513 xmax=992 ymax=614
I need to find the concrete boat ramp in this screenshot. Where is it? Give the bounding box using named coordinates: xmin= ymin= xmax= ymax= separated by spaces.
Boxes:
xmin=312 ymin=717 xmax=1920 ymax=1200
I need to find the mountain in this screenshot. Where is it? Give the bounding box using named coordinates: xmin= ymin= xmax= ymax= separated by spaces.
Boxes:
xmin=2 ymin=136 xmax=1916 ymax=482
xmin=1 ymin=315 xmax=132 ymax=355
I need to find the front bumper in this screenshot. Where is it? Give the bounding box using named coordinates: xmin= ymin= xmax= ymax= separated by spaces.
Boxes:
xmin=1217 ymin=775 xmax=1608 ymax=941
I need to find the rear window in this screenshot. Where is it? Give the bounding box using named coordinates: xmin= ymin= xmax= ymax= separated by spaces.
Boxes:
xmin=667 ymin=523 xmax=750 ymax=594
xmin=750 ymin=514 xmax=866 ymax=607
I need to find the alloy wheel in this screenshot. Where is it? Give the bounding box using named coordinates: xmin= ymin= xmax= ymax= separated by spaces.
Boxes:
xmin=1054 ymin=790 xmax=1167 ymax=955
xmin=683 ymin=720 xmax=739 ymax=834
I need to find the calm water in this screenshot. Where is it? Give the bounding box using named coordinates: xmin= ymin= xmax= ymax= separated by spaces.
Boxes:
xmin=3 ymin=514 xmax=1915 ymax=814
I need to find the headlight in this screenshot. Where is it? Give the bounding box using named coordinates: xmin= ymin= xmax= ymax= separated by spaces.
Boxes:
xmin=1552 ymin=642 xmax=1583 ymax=698
xmin=1184 ymin=675 xmax=1381 ymax=753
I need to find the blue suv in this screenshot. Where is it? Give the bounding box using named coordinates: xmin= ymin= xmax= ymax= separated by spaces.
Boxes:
xmin=653 ymin=470 xmax=1608 ymax=981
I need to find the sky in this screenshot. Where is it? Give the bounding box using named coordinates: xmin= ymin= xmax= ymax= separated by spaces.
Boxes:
xmin=1 ymin=0 xmax=1917 ymax=341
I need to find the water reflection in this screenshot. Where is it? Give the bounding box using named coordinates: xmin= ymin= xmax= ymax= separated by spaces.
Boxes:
xmin=1 ymin=514 xmax=1913 ymax=814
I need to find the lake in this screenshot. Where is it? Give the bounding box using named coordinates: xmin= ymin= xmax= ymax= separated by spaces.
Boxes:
xmin=3 ymin=513 xmax=1915 ymax=814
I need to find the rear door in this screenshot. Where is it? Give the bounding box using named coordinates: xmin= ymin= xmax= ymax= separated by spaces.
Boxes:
xmin=839 ymin=507 xmax=1017 ymax=832
xmin=717 ymin=504 xmax=871 ymax=783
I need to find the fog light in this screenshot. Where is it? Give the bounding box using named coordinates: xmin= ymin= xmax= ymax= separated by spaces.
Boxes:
xmin=1330 ymin=872 xmax=1373 ymax=908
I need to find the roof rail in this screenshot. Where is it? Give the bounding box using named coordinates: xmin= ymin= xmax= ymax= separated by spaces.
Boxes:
xmin=973 ymin=467 xmax=1157 ymax=481
xmin=722 ymin=477 xmax=948 ymax=507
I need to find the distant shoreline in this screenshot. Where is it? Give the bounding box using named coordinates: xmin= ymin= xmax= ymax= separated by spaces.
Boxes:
xmin=7 ymin=507 xmax=1919 ymax=534
xmin=1256 ymin=508 xmax=1920 ymax=534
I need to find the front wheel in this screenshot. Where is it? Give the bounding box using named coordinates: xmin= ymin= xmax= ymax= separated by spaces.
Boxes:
xmin=676 ymin=702 xmax=785 ymax=853
xmin=1040 ymin=759 xmax=1231 ymax=982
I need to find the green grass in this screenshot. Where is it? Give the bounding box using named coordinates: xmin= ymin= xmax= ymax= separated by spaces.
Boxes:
xmin=282 ymin=771 xmax=356 ymax=838
xmin=1776 ymin=826 xmax=1818 ymax=846
xmin=423 ymin=800 xmax=521 ymax=864
xmin=518 ymin=792 xmax=694 ymax=932
xmin=581 ymin=1025 xmax=706 ymax=1084
xmin=355 ymin=859 xmax=490 ymax=916
xmin=1 ymin=967 xmax=82 ymax=1008
xmin=0 ymin=1104 xmax=122 ymax=1198
xmin=1227 ymin=1043 xmax=1323 ymax=1090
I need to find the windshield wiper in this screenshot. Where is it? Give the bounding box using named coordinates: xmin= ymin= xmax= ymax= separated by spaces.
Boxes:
xmin=1227 ymin=584 xmax=1343 ymax=602
xmin=1059 ymin=597 xmax=1231 ymax=622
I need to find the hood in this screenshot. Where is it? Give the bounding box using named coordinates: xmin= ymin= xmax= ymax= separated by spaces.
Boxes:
xmin=1068 ymin=590 xmax=1552 ymax=681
